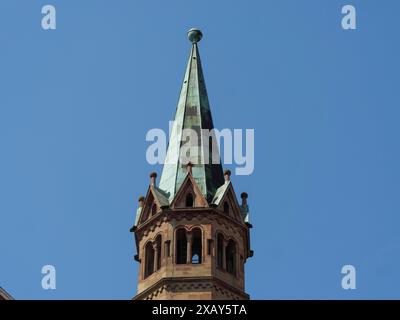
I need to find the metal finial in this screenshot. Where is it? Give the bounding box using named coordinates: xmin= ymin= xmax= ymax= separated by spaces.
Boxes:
xmin=187 ymin=28 xmax=203 ymax=43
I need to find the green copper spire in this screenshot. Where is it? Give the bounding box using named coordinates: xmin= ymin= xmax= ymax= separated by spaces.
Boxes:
xmin=159 ymin=29 xmax=224 ymax=202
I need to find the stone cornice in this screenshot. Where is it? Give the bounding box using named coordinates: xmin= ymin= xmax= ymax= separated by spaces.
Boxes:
xmin=133 ymin=276 xmax=249 ymax=301
xmin=135 ymin=207 xmax=249 ymax=236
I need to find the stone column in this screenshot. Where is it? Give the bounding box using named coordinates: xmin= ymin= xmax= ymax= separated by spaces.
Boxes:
xmin=186 ymin=231 xmax=193 ymax=264
xmin=222 ymin=239 xmax=228 ymax=270
xmin=153 ymin=241 xmax=159 ymax=273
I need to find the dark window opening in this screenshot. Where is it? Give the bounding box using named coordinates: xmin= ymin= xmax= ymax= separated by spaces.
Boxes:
xmin=144 ymin=242 xmax=154 ymax=278
xmin=151 ymin=203 xmax=157 ymax=216
xmin=191 ymin=228 xmax=202 ymax=264
xmin=176 ymin=229 xmax=187 ymax=264
xmin=155 ymin=235 xmax=162 ymax=270
xmin=223 ymin=202 xmax=229 ymax=215
xmin=186 ymin=193 xmax=194 ymax=207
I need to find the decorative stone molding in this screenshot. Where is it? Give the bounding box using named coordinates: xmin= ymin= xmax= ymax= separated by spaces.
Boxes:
xmin=136 ymin=278 xmax=248 ymax=300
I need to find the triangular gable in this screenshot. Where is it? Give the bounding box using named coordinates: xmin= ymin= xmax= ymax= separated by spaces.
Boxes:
xmin=213 ymin=182 xmax=243 ymax=223
xmin=137 ymin=185 xmax=170 ymax=225
xmin=170 ymin=173 xmax=208 ymax=208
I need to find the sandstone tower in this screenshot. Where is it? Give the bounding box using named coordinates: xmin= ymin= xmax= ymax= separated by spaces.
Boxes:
xmin=131 ymin=29 xmax=253 ymax=300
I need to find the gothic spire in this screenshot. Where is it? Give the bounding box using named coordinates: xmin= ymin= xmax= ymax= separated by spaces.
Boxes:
xmin=159 ymin=28 xmax=224 ymax=202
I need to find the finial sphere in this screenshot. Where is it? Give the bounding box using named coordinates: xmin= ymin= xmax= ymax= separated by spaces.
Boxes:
xmin=188 ymin=28 xmax=203 ymax=43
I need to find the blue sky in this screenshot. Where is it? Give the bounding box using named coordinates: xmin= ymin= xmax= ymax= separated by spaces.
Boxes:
xmin=1 ymin=0 xmax=400 ymax=299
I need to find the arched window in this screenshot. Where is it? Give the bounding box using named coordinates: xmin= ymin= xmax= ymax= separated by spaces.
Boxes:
xmin=191 ymin=228 xmax=202 ymax=264
xmin=185 ymin=193 xmax=194 ymax=207
xmin=176 ymin=229 xmax=187 ymax=264
xmin=155 ymin=235 xmax=162 ymax=270
xmin=226 ymin=240 xmax=236 ymax=276
xmin=144 ymin=242 xmax=154 ymax=278
xmin=223 ymin=202 xmax=229 ymax=215
xmin=217 ymin=233 xmax=224 ymax=268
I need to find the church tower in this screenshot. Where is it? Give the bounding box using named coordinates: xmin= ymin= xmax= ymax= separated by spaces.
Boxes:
xmin=131 ymin=29 xmax=253 ymax=300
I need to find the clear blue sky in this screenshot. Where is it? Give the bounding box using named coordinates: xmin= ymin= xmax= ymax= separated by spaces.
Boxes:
xmin=1 ymin=0 xmax=400 ymax=299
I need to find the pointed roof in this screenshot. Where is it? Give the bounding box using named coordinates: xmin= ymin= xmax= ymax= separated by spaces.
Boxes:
xmin=135 ymin=185 xmax=170 ymax=227
xmin=170 ymin=172 xmax=209 ymax=209
xmin=159 ymin=29 xmax=224 ymax=202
